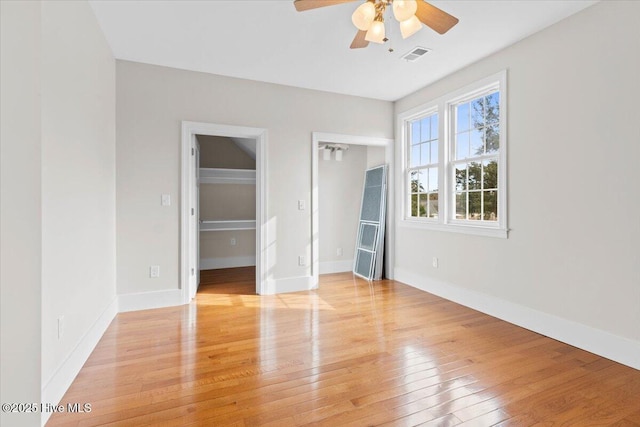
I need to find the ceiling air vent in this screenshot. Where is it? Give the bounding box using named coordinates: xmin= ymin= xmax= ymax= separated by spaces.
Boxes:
xmin=401 ymin=47 xmax=432 ymax=62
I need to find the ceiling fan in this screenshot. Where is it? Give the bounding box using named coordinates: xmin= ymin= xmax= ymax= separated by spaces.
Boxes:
xmin=293 ymin=0 xmax=459 ymax=49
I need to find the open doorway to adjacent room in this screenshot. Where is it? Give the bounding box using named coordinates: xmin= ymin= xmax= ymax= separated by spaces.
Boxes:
xmin=311 ymin=132 xmax=395 ymax=288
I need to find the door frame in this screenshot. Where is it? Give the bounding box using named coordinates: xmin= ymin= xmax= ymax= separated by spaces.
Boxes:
xmin=311 ymin=132 xmax=395 ymax=288
xmin=181 ymin=121 xmax=268 ymax=302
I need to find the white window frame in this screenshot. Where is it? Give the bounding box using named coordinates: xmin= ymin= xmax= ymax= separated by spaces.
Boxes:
xmin=406 ymin=106 xmax=439 ymax=220
xmin=397 ymin=70 xmax=508 ymax=238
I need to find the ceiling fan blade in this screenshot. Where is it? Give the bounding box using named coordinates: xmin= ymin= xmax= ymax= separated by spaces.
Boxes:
xmin=415 ymin=1 xmax=459 ymax=35
xmin=350 ymin=30 xmax=369 ymax=49
xmin=294 ymin=0 xmax=357 ymax=12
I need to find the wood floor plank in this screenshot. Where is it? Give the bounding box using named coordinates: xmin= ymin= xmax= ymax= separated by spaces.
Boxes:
xmin=47 ymin=269 xmax=640 ymax=426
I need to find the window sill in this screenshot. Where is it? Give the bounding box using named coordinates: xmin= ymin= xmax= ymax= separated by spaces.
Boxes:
xmin=399 ymin=218 xmax=508 ymax=238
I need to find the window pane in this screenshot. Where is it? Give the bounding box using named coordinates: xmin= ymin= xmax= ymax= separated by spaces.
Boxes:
xmin=485 ymin=92 xmax=499 ymax=124
xmin=470 ymin=128 xmax=484 ymax=156
xmin=485 ymin=123 xmax=499 ymax=153
xmin=419 ymin=170 xmax=428 ymax=193
xmin=468 ymin=162 xmax=482 ymax=190
xmin=483 ymin=159 xmax=498 ymax=190
xmin=428 ymin=167 xmax=438 ymax=192
xmin=428 ymin=193 xmax=438 ymax=218
xmin=483 ymin=190 xmax=498 ymax=221
xmin=455 ymin=192 xmax=466 ymax=220
xmin=410 ymin=171 xmax=421 ymax=193
xmin=471 ymin=97 xmax=484 ymax=128
xmin=455 ymin=165 xmax=467 ymax=191
xmin=411 ymin=145 xmax=420 ymax=167
xmin=411 ymin=121 xmax=421 ymax=145
xmin=469 ymin=192 xmax=481 ymax=220
xmin=456 ymin=132 xmax=470 ymax=160
xmin=421 ymin=142 xmax=430 ymax=165
xmin=421 ymin=117 xmax=430 ymax=142
xmin=411 ymin=193 xmax=418 ymax=217
xmin=430 ymin=140 xmax=438 ymax=163
xmin=418 ymin=194 xmax=428 ymax=217
xmin=457 ymin=103 xmax=470 ymax=132
xmin=431 ymin=114 xmax=439 ymax=139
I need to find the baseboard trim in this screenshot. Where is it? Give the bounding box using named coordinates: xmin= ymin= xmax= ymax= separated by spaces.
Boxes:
xmin=41 ymin=296 xmax=118 ymax=426
xmin=394 ymin=268 xmax=640 ymax=371
xmin=261 ymin=275 xmax=314 ymax=295
xmin=118 ymin=289 xmax=183 ymax=313
xmin=200 ymin=256 xmax=256 ymax=270
xmin=319 ymin=260 xmax=353 ymax=274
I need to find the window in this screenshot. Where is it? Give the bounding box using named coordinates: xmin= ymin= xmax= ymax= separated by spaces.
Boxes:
xmin=408 ymin=111 xmax=439 ymax=219
xmin=399 ymin=71 xmax=507 ymax=237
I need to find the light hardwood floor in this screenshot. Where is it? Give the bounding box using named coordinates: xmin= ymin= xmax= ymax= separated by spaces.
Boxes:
xmin=48 ymin=268 xmax=640 ymax=426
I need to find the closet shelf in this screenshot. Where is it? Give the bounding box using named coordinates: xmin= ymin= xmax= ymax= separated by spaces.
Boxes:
xmin=200 ymin=168 xmax=255 ymax=185
xmin=200 ymin=220 xmax=256 ymax=232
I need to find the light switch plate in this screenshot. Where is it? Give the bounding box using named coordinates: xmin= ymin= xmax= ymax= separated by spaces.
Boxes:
xmin=161 ymin=194 xmax=171 ymax=206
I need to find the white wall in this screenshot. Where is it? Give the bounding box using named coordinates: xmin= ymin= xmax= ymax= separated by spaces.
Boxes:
xmin=0 ymin=1 xmax=117 ymax=424
xmin=0 ymin=2 xmax=42 ymax=426
xmin=116 ymin=61 xmax=393 ymax=296
xmin=319 ymin=145 xmax=367 ymax=273
xmin=200 ymin=184 xmax=256 ymax=269
xmin=41 ymin=0 xmax=117 ymax=409
xmin=395 ymin=0 xmax=640 ymax=367
xmin=367 ymin=145 xmax=386 ymax=169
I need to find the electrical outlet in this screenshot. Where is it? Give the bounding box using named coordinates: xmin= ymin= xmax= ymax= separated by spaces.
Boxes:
xmin=161 ymin=194 xmax=171 ymax=206
xmin=57 ymin=316 xmax=64 ymax=340
xmin=298 ymin=200 xmax=306 ymax=210
xmin=298 ymin=255 xmax=306 ymax=266
xmin=432 ymin=257 xmax=439 ymax=268
xmin=230 ymin=237 xmax=237 ymax=246
xmin=150 ymin=265 xmax=160 ymax=278
xmin=336 ymin=247 xmax=343 ymax=257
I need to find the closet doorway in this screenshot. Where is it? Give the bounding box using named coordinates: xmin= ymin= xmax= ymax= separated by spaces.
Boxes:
xmin=197 ymin=135 xmax=257 ymax=294
xmin=180 ymin=122 xmax=267 ymax=302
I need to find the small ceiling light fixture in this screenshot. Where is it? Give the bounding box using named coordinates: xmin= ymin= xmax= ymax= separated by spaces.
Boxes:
xmin=320 ymin=144 xmax=350 ymax=161
xmin=323 ymin=146 xmax=331 ymax=161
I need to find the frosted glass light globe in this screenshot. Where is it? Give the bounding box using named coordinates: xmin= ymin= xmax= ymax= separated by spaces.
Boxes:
xmin=393 ymin=0 xmax=418 ymax=22
xmin=400 ymin=15 xmax=422 ymax=38
xmin=352 ymin=2 xmax=376 ymax=31
xmin=365 ymin=19 xmax=386 ymax=43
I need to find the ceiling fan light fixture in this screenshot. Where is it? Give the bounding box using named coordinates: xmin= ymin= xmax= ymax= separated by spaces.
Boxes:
xmin=365 ymin=19 xmax=385 ymax=43
xmin=392 ymin=0 xmax=418 ymax=22
xmin=400 ymin=15 xmax=422 ymax=39
xmin=351 ymin=1 xmax=376 ymax=31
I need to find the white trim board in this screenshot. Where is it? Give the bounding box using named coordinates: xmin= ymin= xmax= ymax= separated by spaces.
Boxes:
xmin=394 ymin=268 xmax=640 ymax=371
xmin=262 ymin=275 xmax=314 ymax=295
xmin=311 ymin=132 xmax=395 ymax=289
xmin=41 ymin=297 xmax=118 ymax=426
xmin=319 ymin=260 xmax=354 ymax=275
xmin=118 ymin=289 xmax=183 ymax=313
xmin=200 ymin=256 xmax=256 ymax=270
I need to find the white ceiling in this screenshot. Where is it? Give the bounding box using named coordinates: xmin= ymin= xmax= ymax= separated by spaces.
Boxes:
xmin=89 ymin=0 xmax=597 ymax=101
